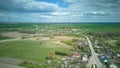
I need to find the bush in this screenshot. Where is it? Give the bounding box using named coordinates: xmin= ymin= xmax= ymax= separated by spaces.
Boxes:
xmin=115 ymin=39 xmax=120 ymax=46
xmin=55 ymin=51 xmax=67 ymax=56
xmin=61 ymin=40 xmax=73 ymax=45
xmin=18 ymin=61 xmax=40 ymax=68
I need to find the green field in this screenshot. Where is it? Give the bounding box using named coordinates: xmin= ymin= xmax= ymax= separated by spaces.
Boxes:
xmin=0 ymin=40 xmax=71 ymax=63
xmin=0 ymin=23 xmax=120 ymax=32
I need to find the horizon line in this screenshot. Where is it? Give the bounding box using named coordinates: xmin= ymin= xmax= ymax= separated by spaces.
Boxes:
xmin=0 ymin=22 xmax=120 ymax=24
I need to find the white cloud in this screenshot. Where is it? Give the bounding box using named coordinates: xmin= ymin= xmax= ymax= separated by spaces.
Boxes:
xmin=40 ymin=15 xmax=53 ymax=19
xmin=51 ymin=12 xmax=70 ymax=16
xmin=64 ymin=0 xmax=79 ymax=3
xmin=24 ymin=1 xmax=60 ymax=12
xmin=0 ymin=0 xmax=60 ymax=12
xmin=92 ymin=11 xmax=106 ymax=14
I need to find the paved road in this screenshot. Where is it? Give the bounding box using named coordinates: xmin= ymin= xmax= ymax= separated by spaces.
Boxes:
xmin=85 ymin=36 xmax=105 ymax=68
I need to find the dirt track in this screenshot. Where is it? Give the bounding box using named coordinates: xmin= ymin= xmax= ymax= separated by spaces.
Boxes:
xmin=0 ymin=63 xmax=25 ymax=68
xmin=0 ymin=58 xmax=24 ymax=68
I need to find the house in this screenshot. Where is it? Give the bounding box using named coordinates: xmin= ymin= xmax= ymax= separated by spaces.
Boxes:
xmin=94 ymin=40 xmax=98 ymax=45
xmin=106 ymin=54 xmax=112 ymax=59
xmin=82 ymin=54 xmax=88 ymax=62
xmin=82 ymin=40 xmax=88 ymax=46
xmin=116 ymin=53 xmax=120 ymax=58
xmin=100 ymin=56 xmax=109 ymax=63
xmin=72 ymin=52 xmax=81 ymax=58
xmin=109 ymin=63 xmax=117 ymax=68
xmin=96 ymin=49 xmax=101 ymax=53
xmin=106 ymin=50 xmax=114 ymax=59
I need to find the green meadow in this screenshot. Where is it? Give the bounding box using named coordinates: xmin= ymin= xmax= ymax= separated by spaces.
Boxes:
xmin=0 ymin=40 xmax=70 ymax=63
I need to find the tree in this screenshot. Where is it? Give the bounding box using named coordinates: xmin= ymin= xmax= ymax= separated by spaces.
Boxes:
xmin=104 ymin=42 xmax=112 ymax=46
xmin=115 ymin=39 xmax=120 ymax=46
xmin=48 ymin=51 xmax=56 ymax=59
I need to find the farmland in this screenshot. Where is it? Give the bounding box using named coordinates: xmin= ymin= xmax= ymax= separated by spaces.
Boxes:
xmin=0 ymin=23 xmax=120 ymax=68
xmin=0 ymin=23 xmax=120 ymax=32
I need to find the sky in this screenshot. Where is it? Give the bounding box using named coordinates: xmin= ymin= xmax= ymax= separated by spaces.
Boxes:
xmin=0 ymin=0 xmax=120 ymax=23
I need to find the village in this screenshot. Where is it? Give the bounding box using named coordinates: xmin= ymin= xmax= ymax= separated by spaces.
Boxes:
xmin=0 ymin=24 xmax=120 ymax=68
xmin=93 ymin=40 xmax=120 ymax=68
xmin=21 ymin=28 xmax=119 ymax=68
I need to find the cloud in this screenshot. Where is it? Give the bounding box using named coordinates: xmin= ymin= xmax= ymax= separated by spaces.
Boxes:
xmin=0 ymin=0 xmax=120 ymax=22
xmin=0 ymin=13 xmax=4 ymax=17
xmin=0 ymin=0 xmax=60 ymax=13
xmin=51 ymin=12 xmax=70 ymax=16
xmin=64 ymin=0 xmax=79 ymax=3
xmin=64 ymin=0 xmax=119 ymax=3
xmin=63 ymin=0 xmax=120 ymax=11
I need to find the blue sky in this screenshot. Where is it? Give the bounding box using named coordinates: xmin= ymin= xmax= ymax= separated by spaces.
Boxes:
xmin=0 ymin=0 xmax=120 ymax=23
xmin=35 ymin=0 xmax=70 ymax=7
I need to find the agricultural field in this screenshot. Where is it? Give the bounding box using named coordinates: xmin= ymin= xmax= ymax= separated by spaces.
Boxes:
xmin=0 ymin=23 xmax=120 ymax=68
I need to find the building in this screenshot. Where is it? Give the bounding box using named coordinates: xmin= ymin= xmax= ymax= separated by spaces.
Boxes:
xmin=109 ymin=63 xmax=117 ymax=68
xmin=72 ymin=52 xmax=81 ymax=58
xmin=100 ymin=56 xmax=109 ymax=63
xmin=116 ymin=53 xmax=120 ymax=58
xmin=94 ymin=40 xmax=98 ymax=45
xmin=82 ymin=54 xmax=88 ymax=62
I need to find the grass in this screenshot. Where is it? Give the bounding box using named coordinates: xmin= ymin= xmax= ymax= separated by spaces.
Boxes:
xmin=0 ymin=40 xmax=71 ymax=63
xmin=75 ymin=23 xmax=120 ymax=32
